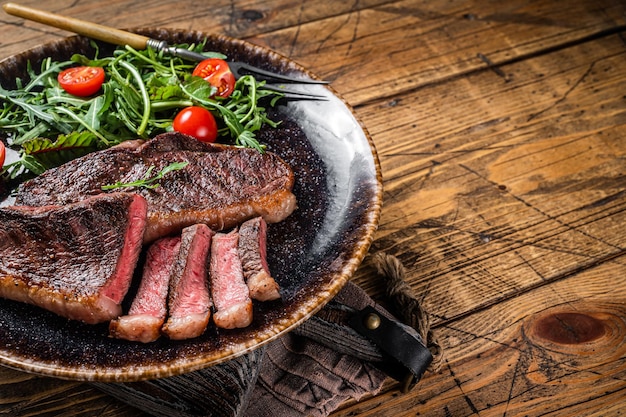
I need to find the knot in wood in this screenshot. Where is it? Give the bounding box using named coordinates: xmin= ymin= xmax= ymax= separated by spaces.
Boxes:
xmin=533 ymin=312 xmax=605 ymax=345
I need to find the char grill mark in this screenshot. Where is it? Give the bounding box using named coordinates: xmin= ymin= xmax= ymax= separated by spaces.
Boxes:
xmin=162 ymin=224 xmax=213 ymax=340
xmin=15 ymin=132 xmax=297 ymax=242
xmin=0 ymin=193 xmax=147 ymax=324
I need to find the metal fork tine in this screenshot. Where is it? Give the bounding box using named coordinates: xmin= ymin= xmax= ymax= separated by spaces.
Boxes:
xmin=163 ymin=45 xmax=329 ymax=85
xmin=228 ymin=62 xmax=329 ymax=85
xmin=281 ymin=94 xmax=328 ymax=101
xmin=164 ymin=44 xmax=328 ymax=99
xmin=263 ymin=84 xmax=328 ymax=101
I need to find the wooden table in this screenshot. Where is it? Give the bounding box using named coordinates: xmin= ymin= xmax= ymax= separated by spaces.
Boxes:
xmin=1 ymin=0 xmax=625 ymax=415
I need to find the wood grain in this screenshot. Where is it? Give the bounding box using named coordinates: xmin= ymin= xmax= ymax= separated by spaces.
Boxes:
xmin=251 ymin=0 xmax=626 ymax=104
xmin=0 ymin=0 xmax=624 ymax=416
xmin=0 ymin=366 xmax=134 ymax=416
xmin=336 ymin=254 xmax=626 ymax=416
xmin=0 ymin=0 xmax=391 ymax=58
xmin=351 ymin=33 xmax=626 ymax=320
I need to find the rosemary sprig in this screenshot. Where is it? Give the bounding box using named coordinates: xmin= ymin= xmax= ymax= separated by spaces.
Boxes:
xmin=101 ymin=161 xmax=188 ymax=190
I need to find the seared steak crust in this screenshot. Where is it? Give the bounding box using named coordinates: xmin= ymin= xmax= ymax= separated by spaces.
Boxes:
xmin=109 ymin=237 xmax=181 ymax=343
xmin=238 ymin=217 xmax=280 ymax=301
xmin=210 ymin=230 xmax=253 ymax=329
xmin=162 ymin=224 xmax=213 ymax=340
xmin=16 ymin=132 xmax=297 ymax=242
xmin=0 ymin=193 xmax=147 ymax=324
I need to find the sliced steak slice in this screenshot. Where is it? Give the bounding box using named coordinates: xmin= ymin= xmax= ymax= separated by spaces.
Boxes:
xmin=0 ymin=193 xmax=147 ymax=324
xmin=109 ymin=237 xmax=181 ymax=343
xmin=162 ymin=224 xmax=213 ymax=340
xmin=238 ymin=217 xmax=281 ymax=301
xmin=210 ymin=230 xmax=253 ymax=329
xmin=16 ymin=132 xmax=297 ymax=242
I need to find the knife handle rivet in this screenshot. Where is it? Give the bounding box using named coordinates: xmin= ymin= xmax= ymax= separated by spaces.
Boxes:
xmin=364 ymin=312 xmax=381 ymax=330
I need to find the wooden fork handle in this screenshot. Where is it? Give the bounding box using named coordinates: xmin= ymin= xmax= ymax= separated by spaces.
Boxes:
xmin=2 ymin=2 xmax=150 ymax=50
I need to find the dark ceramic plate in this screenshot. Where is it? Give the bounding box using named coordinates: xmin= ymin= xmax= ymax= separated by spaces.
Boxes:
xmin=0 ymin=29 xmax=382 ymax=382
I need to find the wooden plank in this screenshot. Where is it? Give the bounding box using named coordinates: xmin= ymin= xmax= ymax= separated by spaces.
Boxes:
xmin=334 ymin=253 xmax=626 ymax=416
xmin=0 ymin=2 xmax=623 ymax=416
xmin=0 ymin=366 xmax=136 ymax=416
xmin=1 ymin=0 xmax=624 ymax=106
xmin=251 ymin=0 xmax=626 ymax=104
xmin=0 ymin=0 xmax=391 ymax=58
xmin=350 ymin=33 xmax=626 ymax=323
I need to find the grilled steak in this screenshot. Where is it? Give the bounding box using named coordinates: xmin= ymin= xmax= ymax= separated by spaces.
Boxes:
xmin=210 ymin=230 xmax=253 ymax=329
xmin=0 ymin=193 xmax=147 ymax=324
xmin=109 ymin=237 xmax=181 ymax=343
xmin=238 ymin=217 xmax=281 ymax=301
xmin=16 ymin=132 xmax=297 ymax=242
xmin=162 ymin=224 xmax=213 ymax=340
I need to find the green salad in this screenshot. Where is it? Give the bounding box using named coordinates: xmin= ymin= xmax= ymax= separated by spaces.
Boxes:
xmin=0 ymin=41 xmax=282 ymax=180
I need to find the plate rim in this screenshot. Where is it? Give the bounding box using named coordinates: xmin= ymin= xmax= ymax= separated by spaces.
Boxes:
xmin=0 ymin=28 xmax=383 ymax=381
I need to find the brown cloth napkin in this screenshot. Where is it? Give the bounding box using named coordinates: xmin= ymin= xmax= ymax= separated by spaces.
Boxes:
xmin=244 ymin=282 xmax=389 ymax=417
xmin=95 ymin=253 xmax=440 ymax=417
xmin=95 ymin=282 xmax=394 ymax=417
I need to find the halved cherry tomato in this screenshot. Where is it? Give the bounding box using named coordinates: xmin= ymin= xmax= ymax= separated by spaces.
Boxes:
xmin=58 ymin=66 xmax=105 ymax=97
xmin=172 ymin=106 xmax=218 ymax=142
xmin=0 ymin=141 xmax=5 ymax=167
xmin=192 ymin=58 xmax=236 ymax=99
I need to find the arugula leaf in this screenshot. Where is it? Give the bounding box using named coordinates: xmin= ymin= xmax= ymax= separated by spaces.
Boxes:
xmin=22 ymin=131 xmax=98 ymax=155
xmin=180 ymin=74 xmax=281 ymax=152
xmin=17 ymin=154 xmax=46 ymax=176
xmin=0 ymin=41 xmax=283 ymax=179
xmin=1 ymin=131 xmax=100 ymax=178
